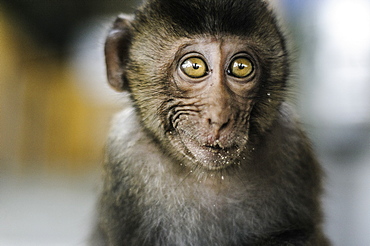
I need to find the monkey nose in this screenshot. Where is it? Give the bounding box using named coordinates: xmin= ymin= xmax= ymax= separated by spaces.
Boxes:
xmin=206 ymin=116 xmax=231 ymax=142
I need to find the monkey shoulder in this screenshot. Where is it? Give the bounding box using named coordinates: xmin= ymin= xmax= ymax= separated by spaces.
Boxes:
xmin=255 ymin=102 xmax=323 ymax=195
xmin=248 ymin=103 xmax=326 ymax=244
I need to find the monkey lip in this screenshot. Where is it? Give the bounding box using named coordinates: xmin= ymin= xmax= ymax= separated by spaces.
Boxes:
xmin=202 ymin=144 xmax=230 ymax=154
xmin=203 ymin=139 xmax=226 ymax=150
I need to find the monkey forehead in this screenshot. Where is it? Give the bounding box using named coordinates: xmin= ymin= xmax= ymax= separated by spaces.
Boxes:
xmin=176 ymin=36 xmax=258 ymax=54
xmin=137 ymin=0 xmax=280 ymax=38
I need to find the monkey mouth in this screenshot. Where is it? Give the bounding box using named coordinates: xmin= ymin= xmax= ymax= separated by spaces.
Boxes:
xmin=181 ymin=137 xmax=241 ymax=170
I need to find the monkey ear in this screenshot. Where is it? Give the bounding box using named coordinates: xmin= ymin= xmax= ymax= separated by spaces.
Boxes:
xmin=105 ymin=14 xmax=134 ymax=91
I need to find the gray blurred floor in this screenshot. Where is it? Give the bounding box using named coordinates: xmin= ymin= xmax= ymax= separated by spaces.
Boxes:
xmin=322 ymin=149 xmax=370 ymax=246
xmin=0 ymin=169 xmax=100 ymax=246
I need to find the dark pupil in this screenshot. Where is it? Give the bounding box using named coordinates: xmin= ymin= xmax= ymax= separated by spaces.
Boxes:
xmin=238 ymin=63 xmax=245 ymax=69
xmin=192 ymin=63 xmax=200 ymax=70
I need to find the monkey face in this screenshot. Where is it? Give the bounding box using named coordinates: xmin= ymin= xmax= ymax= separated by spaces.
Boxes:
xmin=159 ymin=37 xmax=260 ymax=170
xmin=105 ymin=2 xmax=289 ymax=171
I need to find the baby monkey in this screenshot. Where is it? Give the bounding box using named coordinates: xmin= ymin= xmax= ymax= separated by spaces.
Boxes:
xmin=91 ymin=0 xmax=330 ymax=245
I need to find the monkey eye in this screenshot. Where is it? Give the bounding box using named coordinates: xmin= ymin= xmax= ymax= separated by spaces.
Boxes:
xmin=180 ymin=57 xmax=208 ymax=78
xmin=228 ymin=57 xmax=254 ymax=78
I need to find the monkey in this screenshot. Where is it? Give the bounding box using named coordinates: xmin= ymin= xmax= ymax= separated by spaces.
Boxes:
xmin=91 ymin=0 xmax=330 ymax=245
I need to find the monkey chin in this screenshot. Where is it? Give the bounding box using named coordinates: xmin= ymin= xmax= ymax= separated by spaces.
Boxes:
xmin=181 ymin=137 xmax=244 ymax=171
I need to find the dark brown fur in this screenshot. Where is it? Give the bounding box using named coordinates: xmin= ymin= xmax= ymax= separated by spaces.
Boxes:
xmin=91 ymin=0 xmax=330 ymax=245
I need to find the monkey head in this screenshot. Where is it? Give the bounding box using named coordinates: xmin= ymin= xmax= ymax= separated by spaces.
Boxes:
xmin=105 ymin=0 xmax=289 ymax=171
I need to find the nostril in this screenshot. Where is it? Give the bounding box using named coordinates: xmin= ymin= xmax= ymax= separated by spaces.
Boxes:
xmin=219 ymin=119 xmax=230 ymax=131
xmin=207 ymin=117 xmax=231 ymax=134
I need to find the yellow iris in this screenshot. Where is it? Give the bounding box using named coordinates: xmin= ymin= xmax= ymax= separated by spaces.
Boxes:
xmin=181 ymin=57 xmax=208 ymax=78
xmin=229 ymin=57 xmax=253 ymax=78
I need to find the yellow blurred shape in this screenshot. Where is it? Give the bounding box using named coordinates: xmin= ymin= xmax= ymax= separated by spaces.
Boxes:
xmin=0 ymin=10 xmax=119 ymax=173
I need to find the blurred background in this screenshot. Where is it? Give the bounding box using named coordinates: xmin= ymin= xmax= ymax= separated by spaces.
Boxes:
xmin=0 ymin=0 xmax=369 ymax=245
